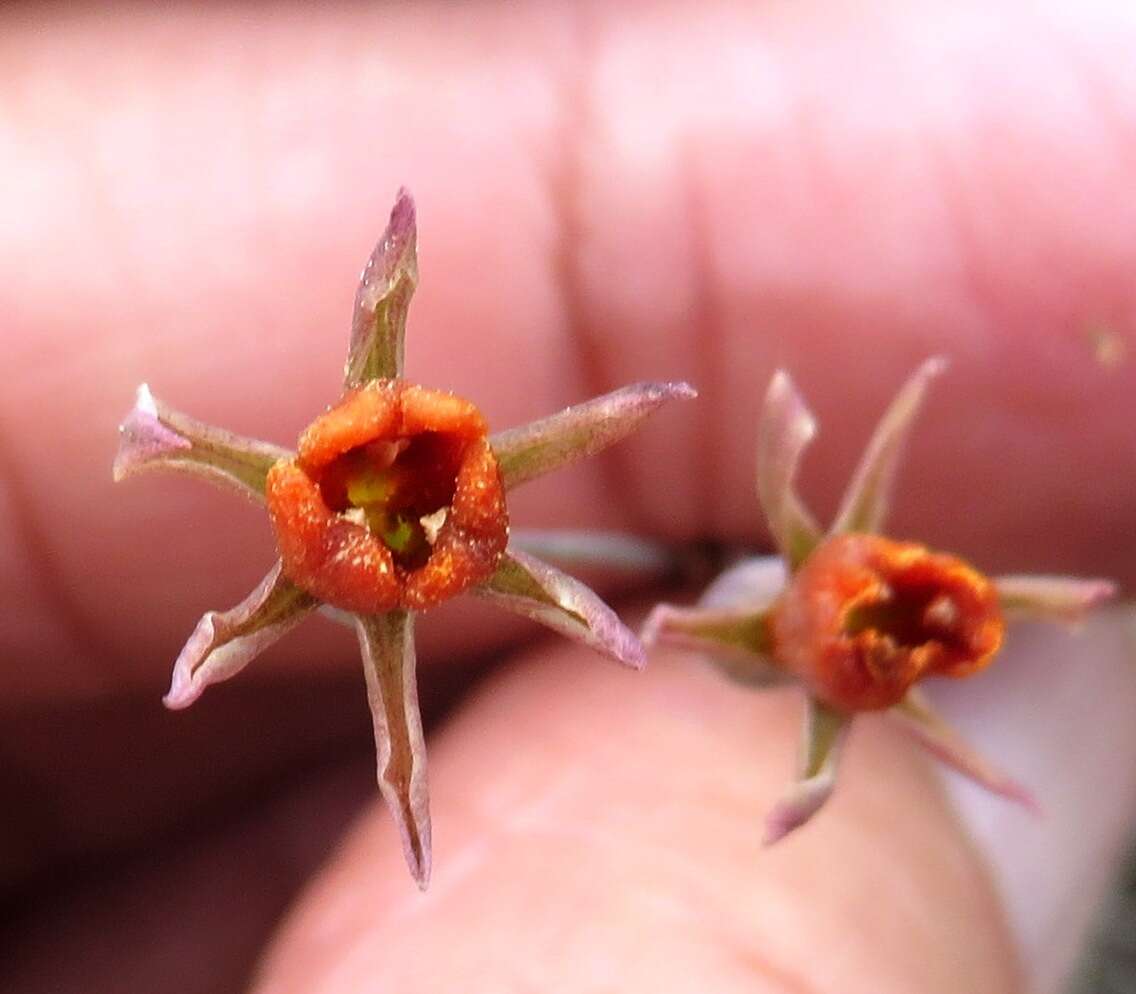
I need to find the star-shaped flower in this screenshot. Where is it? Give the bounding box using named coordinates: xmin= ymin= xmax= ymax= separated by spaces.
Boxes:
xmin=114 ymin=189 xmax=695 ymax=887
xmin=644 ymin=359 xmax=1114 ymax=844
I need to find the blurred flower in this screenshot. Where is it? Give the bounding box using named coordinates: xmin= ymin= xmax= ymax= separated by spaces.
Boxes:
xmin=115 ymin=189 xmax=695 ymax=887
xmin=644 ymin=359 xmax=1114 ymax=844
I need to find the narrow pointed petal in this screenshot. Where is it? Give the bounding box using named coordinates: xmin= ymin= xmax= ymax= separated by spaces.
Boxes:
xmin=490 ymin=381 xmax=697 ymax=491
xmin=642 ymin=603 xmax=787 ymax=687
xmin=356 ymin=610 xmax=432 ymax=889
xmin=763 ymin=697 xmax=850 ymax=845
xmin=344 ymin=189 xmax=418 ymax=387
xmin=114 ymin=384 xmax=292 ymax=502
xmin=318 ymin=604 xmax=357 ymax=630
xmin=509 ymin=528 xmax=680 ymax=577
xmin=474 ymin=549 xmax=645 ymax=668
xmin=889 ymin=689 xmax=1039 ymax=811
xmin=163 ymin=561 xmax=317 ymax=709
xmin=697 ymin=555 xmax=787 ymax=611
xmin=995 ymin=574 xmax=1117 ymax=623
xmin=756 ymin=372 xmax=822 ymax=569
xmin=831 ymin=357 xmax=948 ymax=536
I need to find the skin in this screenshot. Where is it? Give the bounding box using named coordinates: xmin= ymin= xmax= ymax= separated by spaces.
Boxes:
xmin=2 ymin=1 xmax=1136 ymax=992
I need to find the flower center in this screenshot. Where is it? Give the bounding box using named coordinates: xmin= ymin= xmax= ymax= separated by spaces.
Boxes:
xmin=317 ymin=433 xmax=466 ymax=570
xmin=843 ymin=585 xmax=965 ymax=662
xmin=265 ymin=381 xmax=509 ymax=614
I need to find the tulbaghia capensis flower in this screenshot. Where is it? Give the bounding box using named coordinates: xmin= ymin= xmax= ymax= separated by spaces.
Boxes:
xmin=644 ymin=359 xmax=1114 ymax=844
xmin=114 ymin=189 xmax=695 ymax=887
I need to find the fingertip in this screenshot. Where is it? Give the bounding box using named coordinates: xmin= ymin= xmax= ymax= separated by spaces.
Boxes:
xmin=255 ymin=639 xmax=1020 ymax=994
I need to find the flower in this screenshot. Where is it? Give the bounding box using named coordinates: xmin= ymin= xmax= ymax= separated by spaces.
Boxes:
xmin=114 ymin=189 xmax=696 ymax=887
xmin=643 ymin=358 xmax=1115 ymax=844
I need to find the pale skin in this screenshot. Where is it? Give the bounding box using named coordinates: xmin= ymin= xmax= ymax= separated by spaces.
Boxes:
xmin=3 ymin=2 xmax=1136 ymax=993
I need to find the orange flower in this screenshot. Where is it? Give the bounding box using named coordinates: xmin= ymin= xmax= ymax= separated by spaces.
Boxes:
xmin=115 ymin=189 xmax=695 ymax=886
xmin=645 ymin=359 xmax=1115 ymax=844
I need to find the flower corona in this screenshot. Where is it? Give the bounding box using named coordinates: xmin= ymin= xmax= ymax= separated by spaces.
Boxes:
xmin=266 ymin=381 xmax=508 ymax=613
xmin=771 ymin=533 xmax=1004 ymax=712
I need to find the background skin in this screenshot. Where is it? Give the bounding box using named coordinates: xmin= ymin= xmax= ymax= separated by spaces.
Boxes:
xmin=2 ymin=1 xmax=1136 ymax=992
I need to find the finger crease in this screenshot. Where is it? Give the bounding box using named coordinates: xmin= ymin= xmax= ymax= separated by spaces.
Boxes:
xmin=0 ymin=425 xmax=121 ymax=686
xmin=545 ymin=3 xmax=662 ymax=534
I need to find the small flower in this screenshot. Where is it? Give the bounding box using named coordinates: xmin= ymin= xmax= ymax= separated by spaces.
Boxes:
xmin=115 ymin=189 xmax=696 ymax=887
xmin=644 ymin=358 xmax=1115 ymax=844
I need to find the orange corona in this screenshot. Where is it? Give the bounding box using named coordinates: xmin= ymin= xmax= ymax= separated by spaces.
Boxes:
xmin=265 ymin=380 xmax=508 ymax=614
xmin=771 ymin=534 xmax=1004 ymax=712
